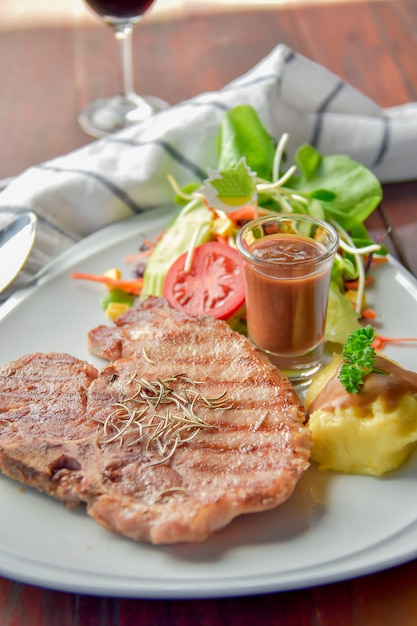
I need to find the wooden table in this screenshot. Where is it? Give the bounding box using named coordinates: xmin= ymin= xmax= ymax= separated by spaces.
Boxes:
xmin=1 ymin=1 xmax=417 ymax=624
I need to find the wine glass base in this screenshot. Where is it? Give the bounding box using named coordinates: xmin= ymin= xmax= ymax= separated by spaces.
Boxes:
xmin=78 ymin=93 xmax=169 ymax=138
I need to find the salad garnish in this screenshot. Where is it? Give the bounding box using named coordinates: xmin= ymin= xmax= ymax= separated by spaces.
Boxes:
xmin=72 ymin=104 xmax=391 ymax=342
xmin=339 ymin=325 xmax=387 ymax=394
xmin=71 ymin=271 xmax=143 ymax=295
xmin=157 ymin=105 xmax=386 ymax=328
xmin=371 ymin=335 xmax=417 ymax=351
xmin=162 ymin=241 xmax=245 ymax=321
xmin=201 ymin=158 xmax=258 ymax=212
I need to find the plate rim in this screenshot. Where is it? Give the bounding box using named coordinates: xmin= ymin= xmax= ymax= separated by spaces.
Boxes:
xmin=1 ymin=208 xmax=417 ymax=598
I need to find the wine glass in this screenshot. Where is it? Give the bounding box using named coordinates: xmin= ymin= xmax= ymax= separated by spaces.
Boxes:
xmin=78 ymin=0 xmax=169 ymax=138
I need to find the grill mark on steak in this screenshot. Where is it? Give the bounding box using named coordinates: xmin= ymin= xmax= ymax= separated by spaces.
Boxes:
xmin=0 ymin=298 xmax=311 ymax=544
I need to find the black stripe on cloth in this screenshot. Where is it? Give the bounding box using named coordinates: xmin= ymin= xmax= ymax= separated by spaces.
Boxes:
xmin=35 ymin=212 xmax=80 ymax=242
xmin=317 ymin=81 xmax=345 ymax=114
xmin=108 ymin=82 xmax=283 ymax=181
xmin=0 ymin=206 xmax=79 ymax=243
xmin=310 ymin=113 xmax=322 ymax=149
xmin=310 ymin=80 xmax=346 ymax=147
xmin=107 ymin=79 xmax=284 ymax=184
xmin=36 ymin=165 xmax=145 ymax=214
xmin=372 ymin=117 xmax=390 ymax=166
xmin=283 ymin=48 xmax=297 ymax=65
xmin=107 ymin=137 xmax=208 ymax=180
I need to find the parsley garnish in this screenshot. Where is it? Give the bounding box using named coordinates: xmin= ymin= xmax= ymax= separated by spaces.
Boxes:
xmin=338 ymin=325 xmax=386 ymax=394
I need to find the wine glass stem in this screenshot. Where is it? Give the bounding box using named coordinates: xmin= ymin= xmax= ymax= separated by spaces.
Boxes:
xmin=114 ymin=23 xmax=135 ymax=99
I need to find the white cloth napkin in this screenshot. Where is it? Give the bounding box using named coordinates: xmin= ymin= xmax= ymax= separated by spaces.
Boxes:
xmin=1 ymin=43 xmax=417 ymax=295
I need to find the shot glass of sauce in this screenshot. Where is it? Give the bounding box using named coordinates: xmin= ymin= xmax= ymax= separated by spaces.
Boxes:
xmin=236 ymin=214 xmax=339 ymax=384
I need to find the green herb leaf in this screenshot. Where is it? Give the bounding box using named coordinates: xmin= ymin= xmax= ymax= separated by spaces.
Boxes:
xmin=338 ymin=325 xmax=378 ymax=393
xmin=201 ymin=158 xmax=257 ymax=211
xmin=210 ymin=161 xmax=256 ymax=199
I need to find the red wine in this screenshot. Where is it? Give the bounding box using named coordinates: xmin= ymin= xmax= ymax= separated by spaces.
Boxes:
xmin=84 ymin=0 xmax=155 ymax=21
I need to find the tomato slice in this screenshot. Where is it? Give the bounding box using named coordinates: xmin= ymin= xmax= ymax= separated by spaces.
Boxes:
xmin=162 ymin=242 xmax=245 ymax=320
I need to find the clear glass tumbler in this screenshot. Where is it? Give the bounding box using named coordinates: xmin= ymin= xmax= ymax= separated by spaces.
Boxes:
xmin=236 ymin=214 xmax=338 ymax=384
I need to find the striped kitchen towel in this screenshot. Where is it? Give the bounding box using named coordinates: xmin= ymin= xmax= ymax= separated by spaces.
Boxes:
xmin=1 ymin=43 xmax=416 ymax=295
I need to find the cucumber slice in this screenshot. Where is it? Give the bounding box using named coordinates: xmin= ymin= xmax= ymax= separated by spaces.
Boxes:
xmin=324 ymin=282 xmax=361 ymax=346
xmin=141 ymin=202 xmax=213 ymax=299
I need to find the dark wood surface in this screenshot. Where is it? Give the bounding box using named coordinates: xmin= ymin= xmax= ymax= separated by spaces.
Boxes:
xmin=1 ymin=1 xmax=417 ymax=624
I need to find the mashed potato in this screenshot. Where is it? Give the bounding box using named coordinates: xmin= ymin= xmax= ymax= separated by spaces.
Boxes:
xmin=305 ymin=354 xmax=417 ymax=476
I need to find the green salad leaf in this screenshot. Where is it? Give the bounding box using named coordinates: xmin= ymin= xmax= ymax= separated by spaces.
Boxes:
xmin=158 ymin=105 xmax=386 ymax=341
xmin=217 ymin=105 xmax=276 ymax=180
xmin=213 ymin=106 xmax=385 ymax=321
xmin=292 ymin=144 xmax=382 ymax=231
xmin=216 ymin=107 xmax=383 ymax=234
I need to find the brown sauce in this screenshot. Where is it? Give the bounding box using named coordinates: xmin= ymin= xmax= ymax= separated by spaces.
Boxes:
xmin=307 ymin=356 xmax=417 ymax=416
xmin=244 ymin=234 xmax=333 ymax=356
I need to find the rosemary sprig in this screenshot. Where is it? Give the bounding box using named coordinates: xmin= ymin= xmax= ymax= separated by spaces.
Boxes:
xmin=94 ymin=374 xmax=231 ymax=464
xmin=142 ymin=346 xmax=155 ymax=364
xmin=154 ymin=486 xmax=188 ymax=502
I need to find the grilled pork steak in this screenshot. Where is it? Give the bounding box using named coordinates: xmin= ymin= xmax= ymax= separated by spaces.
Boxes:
xmin=0 ymin=298 xmax=310 ymax=544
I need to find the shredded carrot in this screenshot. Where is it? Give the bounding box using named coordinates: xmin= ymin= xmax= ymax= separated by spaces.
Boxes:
xmin=372 ymin=335 xmax=417 ymax=351
xmin=227 ymin=205 xmax=266 ymax=226
xmin=361 ymin=308 xmax=378 ymax=319
xmin=345 ymin=276 xmax=374 ymax=290
xmin=228 ymin=206 xmax=256 ymax=220
xmin=368 ymin=256 xmax=389 ymax=267
xmin=71 ymin=272 xmax=143 ymax=295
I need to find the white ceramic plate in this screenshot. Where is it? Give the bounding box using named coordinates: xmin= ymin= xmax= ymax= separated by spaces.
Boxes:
xmin=1 ymin=206 xmax=417 ymax=599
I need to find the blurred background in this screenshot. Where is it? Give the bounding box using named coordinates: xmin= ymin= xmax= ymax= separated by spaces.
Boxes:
xmin=1 ymin=0 xmax=302 ymax=181
xmin=0 ymin=0 xmax=399 ymax=182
